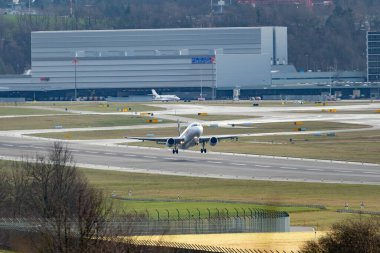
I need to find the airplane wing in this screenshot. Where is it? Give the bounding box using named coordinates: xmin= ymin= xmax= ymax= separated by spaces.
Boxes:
xmin=199 ymin=135 xmax=239 ymax=143
xmin=126 ymin=136 xmax=184 ymax=145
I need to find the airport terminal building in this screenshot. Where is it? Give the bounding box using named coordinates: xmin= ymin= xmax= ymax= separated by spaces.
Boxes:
xmin=0 ymin=26 xmax=375 ymax=101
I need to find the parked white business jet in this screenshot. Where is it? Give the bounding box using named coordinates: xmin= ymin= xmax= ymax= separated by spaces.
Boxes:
xmin=127 ymin=122 xmax=238 ymax=154
xmin=151 ymin=89 xmax=180 ymax=102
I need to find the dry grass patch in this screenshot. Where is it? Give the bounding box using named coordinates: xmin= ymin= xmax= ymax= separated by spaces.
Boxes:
xmin=131 ymin=231 xmax=328 ymax=252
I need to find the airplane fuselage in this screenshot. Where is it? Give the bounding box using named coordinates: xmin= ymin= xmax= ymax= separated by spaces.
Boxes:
xmin=178 ymin=123 xmax=203 ymax=149
xmin=152 ymin=96 xmax=180 ymax=102
xmin=151 ymin=89 xmax=180 ymax=101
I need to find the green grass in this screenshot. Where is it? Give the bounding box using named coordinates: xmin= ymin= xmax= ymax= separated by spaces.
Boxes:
xmin=81 ymin=168 xmax=380 ymax=229
xmin=131 ymin=129 xmax=380 ymax=164
xmin=19 ymin=102 xmax=164 ymax=113
xmin=177 ymin=114 xmax=259 ymax=121
xmin=0 ymin=115 xmax=170 ymax=131
xmin=112 ymin=200 xmax=319 ymax=220
xmin=214 ymin=130 xmax=380 ymax=164
xmin=1 ymin=159 xmax=379 ymax=230
xmin=0 ymin=107 xmax=70 ymax=116
xmin=31 ymin=121 xmax=367 ymax=140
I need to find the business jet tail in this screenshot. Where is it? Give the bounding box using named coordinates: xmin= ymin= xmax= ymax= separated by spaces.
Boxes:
xmin=151 ymin=89 xmax=159 ymax=98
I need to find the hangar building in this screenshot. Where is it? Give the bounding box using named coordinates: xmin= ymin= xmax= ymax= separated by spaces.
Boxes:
xmin=30 ymin=27 xmax=286 ymax=99
xmin=0 ymin=27 xmax=372 ymax=100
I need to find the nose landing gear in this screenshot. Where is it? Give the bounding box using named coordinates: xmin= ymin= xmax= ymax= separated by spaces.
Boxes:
xmin=200 ymin=141 xmax=207 ymax=153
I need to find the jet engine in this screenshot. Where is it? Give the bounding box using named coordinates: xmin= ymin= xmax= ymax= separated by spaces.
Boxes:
xmin=166 ymin=138 xmax=175 ymax=147
xmin=209 ymin=137 xmax=218 ymax=146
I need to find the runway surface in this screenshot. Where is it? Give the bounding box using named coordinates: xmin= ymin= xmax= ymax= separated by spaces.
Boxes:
xmin=0 ymin=135 xmax=379 ymax=185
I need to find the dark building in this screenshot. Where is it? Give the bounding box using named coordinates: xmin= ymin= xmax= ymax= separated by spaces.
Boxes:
xmin=367 ymin=31 xmax=380 ymax=82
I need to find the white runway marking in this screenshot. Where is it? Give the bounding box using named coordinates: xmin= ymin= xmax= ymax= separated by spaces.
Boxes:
xmin=86 ymin=151 xmax=98 ymax=154
xmin=104 ymin=152 xmax=113 ymax=155
xmin=255 ymin=165 xmax=272 ymax=168
xmin=144 ymin=156 xmax=157 ymax=159
xmin=335 ymin=170 xmax=353 ymax=173
xmin=280 ymin=166 xmax=299 ymax=170
xmin=208 ymin=161 xmax=222 ymax=164
xmin=231 ymin=163 xmax=246 ymax=166
xmin=363 ymin=171 xmax=379 ymax=175
xmin=164 ymin=157 xmax=176 ymax=160
xmin=3 ymin=144 xmax=14 ymax=147
xmin=307 ymin=168 xmax=324 ymax=172
xmin=32 ymin=146 xmax=44 ymax=149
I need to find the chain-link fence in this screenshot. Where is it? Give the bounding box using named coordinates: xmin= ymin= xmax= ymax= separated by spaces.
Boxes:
xmin=0 ymin=208 xmax=289 ymax=235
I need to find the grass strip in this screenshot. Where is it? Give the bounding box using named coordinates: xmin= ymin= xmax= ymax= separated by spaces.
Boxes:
xmin=30 ymin=121 xmax=367 ymax=140
xmin=0 ymin=115 xmax=170 ymax=131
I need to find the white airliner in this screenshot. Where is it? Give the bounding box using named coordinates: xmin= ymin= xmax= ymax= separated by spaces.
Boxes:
xmin=151 ymin=89 xmax=180 ymax=102
xmin=128 ymin=122 xmax=238 ymax=154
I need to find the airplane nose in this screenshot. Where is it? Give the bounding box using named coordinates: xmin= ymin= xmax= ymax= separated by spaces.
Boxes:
xmin=198 ymin=126 xmax=203 ymax=135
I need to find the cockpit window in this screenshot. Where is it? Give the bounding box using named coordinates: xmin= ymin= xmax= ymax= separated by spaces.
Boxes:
xmin=192 ymin=123 xmax=200 ymax=127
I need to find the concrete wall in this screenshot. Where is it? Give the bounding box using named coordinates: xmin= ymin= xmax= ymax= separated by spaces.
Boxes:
xmin=261 ymin=27 xmax=287 ymax=66
xmin=216 ymin=54 xmax=271 ymax=88
xmin=31 ymin=27 xmax=271 ymax=91
xmin=271 ymin=71 xmax=366 ymax=85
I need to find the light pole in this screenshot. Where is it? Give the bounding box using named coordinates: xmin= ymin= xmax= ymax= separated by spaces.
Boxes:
xmin=72 ymin=57 xmax=78 ymax=101
xmin=329 ymin=67 xmax=333 ymax=98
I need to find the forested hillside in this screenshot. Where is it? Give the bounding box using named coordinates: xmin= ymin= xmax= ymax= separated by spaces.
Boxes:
xmin=1 ymin=0 xmax=380 ymax=74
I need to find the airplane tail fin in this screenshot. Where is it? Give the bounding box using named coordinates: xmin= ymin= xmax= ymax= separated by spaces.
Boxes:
xmin=151 ymin=89 xmax=159 ymax=97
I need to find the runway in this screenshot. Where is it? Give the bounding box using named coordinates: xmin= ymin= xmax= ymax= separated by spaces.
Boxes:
xmin=0 ymin=135 xmax=379 ymax=185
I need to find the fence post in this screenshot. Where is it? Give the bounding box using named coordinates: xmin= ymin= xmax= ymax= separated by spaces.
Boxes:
xmin=156 ymin=209 xmax=160 ymax=221
xmin=186 ymin=209 xmax=191 ymax=234
xmin=234 ymin=208 xmax=239 ymax=217
xmin=225 ymin=208 xmax=229 ymax=218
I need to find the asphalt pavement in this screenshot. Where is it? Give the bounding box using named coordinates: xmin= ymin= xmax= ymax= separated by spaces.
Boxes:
xmin=0 ymin=135 xmax=379 ymax=185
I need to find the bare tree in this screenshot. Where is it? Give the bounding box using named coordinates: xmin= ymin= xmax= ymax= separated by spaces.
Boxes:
xmin=0 ymin=142 xmax=113 ymax=252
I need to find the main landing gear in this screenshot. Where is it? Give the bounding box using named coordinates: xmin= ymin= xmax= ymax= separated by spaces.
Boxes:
xmin=172 ymin=148 xmax=179 ymax=154
xmin=200 ymin=142 xmax=207 ymax=153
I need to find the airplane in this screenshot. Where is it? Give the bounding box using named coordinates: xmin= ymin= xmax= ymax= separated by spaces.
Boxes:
xmin=151 ymin=89 xmax=180 ymax=102
xmin=127 ymin=122 xmax=238 ymax=154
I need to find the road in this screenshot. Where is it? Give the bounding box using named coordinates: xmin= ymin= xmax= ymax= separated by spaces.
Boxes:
xmin=0 ymin=135 xmax=379 ymax=185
